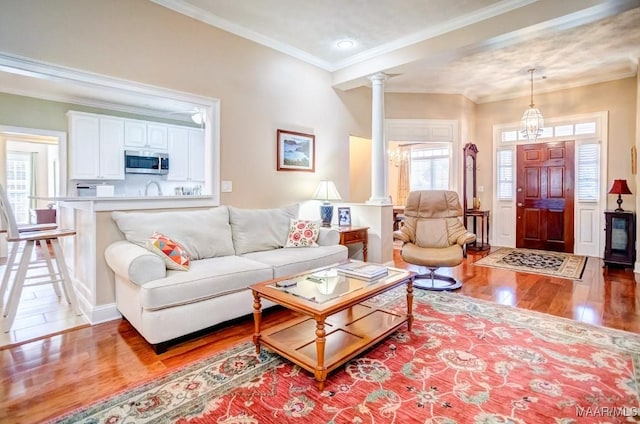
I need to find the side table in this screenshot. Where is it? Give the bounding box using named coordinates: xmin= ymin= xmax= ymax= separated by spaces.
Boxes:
xmin=466 ymin=209 xmax=490 ymax=251
xmin=337 ymin=226 xmax=369 ymax=262
xmin=603 ymin=210 xmax=635 ymax=268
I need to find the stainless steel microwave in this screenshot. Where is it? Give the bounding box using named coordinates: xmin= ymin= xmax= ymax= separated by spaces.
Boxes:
xmin=124 ymin=150 xmax=169 ymax=175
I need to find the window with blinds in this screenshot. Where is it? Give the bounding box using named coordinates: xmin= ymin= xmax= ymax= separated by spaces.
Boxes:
xmin=409 ymin=144 xmax=450 ymax=191
xmin=577 ymin=143 xmax=599 ymax=201
xmin=6 ymin=151 xmax=32 ymax=224
xmin=496 ymin=149 xmax=514 ymax=200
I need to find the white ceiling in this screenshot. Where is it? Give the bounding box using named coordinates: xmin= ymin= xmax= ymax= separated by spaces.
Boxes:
xmin=1 ymin=0 xmax=639 ymax=117
xmin=152 ymin=0 xmax=640 ymax=103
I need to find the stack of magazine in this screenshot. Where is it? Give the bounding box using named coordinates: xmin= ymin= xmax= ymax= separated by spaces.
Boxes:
xmin=336 ymin=261 xmax=388 ymax=280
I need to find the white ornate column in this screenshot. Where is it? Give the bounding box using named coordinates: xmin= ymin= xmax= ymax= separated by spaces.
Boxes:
xmin=367 ymin=72 xmax=391 ymax=205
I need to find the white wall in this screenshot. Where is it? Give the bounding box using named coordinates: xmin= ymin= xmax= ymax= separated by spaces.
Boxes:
xmin=0 ymin=0 xmax=371 ymax=209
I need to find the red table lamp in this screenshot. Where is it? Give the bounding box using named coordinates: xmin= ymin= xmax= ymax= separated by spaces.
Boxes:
xmin=608 ymin=179 xmax=632 ymax=212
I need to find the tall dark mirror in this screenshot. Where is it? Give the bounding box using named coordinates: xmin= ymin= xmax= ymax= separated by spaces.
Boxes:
xmin=462 ymin=143 xmax=478 ymax=223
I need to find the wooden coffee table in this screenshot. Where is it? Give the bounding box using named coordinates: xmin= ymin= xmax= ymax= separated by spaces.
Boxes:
xmin=251 ymin=263 xmax=414 ymax=390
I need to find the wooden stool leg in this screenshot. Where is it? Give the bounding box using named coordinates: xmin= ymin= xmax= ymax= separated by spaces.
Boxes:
xmin=51 ymin=239 xmax=80 ymax=315
xmin=0 ymin=241 xmax=20 ymax=311
xmin=39 ymin=239 xmax=62 ymax=298
xmin=3 ymin=241 xmax=34 ymax=332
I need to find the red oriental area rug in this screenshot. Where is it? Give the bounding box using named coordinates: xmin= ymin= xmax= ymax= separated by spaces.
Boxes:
xmin=51 ymin=290 xmax=640 ymax=423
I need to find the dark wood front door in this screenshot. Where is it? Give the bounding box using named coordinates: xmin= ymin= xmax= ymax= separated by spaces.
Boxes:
xmin=516 ymin=141 xmax=575 ymax=253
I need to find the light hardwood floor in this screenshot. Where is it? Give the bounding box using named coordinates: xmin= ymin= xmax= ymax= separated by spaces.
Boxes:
xmin=0 ymin=243 xmax=90 ymax=349
xmin=1 ymin=248 xmax=638 ymax=423
xmin=0 ymin=282 xmax=89 ymax=349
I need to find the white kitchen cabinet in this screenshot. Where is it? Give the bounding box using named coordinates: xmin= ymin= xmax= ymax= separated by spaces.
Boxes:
xmin=68 ymin=112 xmax=125 ymax=180
xmin=167 ymin=127 xmax=205 ymax=182
xmin=68 ymin=112 xmax=100 ymax=180
xmin=124 ymin=121 xmax=145 ymax=148
xmin=148 ymin=124 xmax=168 ymax=150
xmin=124 ymin=120 xmax=168 ymax=151
xmin=98 ymin=117 xmax=125 ymax=179
xmin=187 ymin=129 xmax=205 ymax=182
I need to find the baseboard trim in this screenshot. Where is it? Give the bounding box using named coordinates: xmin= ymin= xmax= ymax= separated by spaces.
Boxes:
xmin=73 ymin=281 xmax=121 ymax=325
xmin=88 ymin=303 xmax=121 ymax=324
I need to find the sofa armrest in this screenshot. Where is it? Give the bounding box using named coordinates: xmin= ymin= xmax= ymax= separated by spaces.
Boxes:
xmin=105 ymin=240 xmax=166 ymax=285
xmin=317 ymin=227 xmax=339 ymax=245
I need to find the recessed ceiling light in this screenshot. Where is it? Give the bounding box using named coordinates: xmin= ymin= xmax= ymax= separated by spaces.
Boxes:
xmin=336 ymin=39 xmax=355 ymax=49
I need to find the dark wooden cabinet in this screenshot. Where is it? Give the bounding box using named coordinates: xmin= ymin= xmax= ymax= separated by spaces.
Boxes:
xmin=603 ymin=210 xmax=635 ymax=268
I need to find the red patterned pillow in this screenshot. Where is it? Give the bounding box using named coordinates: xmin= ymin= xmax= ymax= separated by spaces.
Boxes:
xmin=146 ymin=232 xmax=190 ymax=271
xmin=285 ymin=219 xmax=320 ymax=248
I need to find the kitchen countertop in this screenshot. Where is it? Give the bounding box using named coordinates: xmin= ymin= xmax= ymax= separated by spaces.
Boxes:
xmin=33 ymin=195 xmax=217 ymax=212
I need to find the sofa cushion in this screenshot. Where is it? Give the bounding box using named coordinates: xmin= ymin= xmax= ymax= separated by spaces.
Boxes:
xmin=241 ymin=244 xmax=348 ymax=278
xmin=285 ymin=219 xmax=320 ymax=248
xmin=138 ymin=255 xmax=273 ymax=310
xmin=229 ymin=204 xmax=299 ymax=254
xmin=146 ymin=232 xmax=190 ymax=271
xmin=112 ymin=207 xmax=235 ymax=260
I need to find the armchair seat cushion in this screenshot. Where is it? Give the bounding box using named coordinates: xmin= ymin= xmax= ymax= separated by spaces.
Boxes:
xmin=401 ymin=243 xmax=463 ymax=268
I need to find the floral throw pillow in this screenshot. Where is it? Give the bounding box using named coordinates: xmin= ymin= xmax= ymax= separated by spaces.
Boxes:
xmin=146 ymin=232 xmax=190 ymax=271
xmin=285 ymin=219 xmax=320 ymax=248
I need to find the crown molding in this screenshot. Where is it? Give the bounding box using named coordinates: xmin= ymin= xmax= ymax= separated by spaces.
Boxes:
xmin=149 ymin=0 xmax=334 ymax=70
xmin=0 ymin=52 xmax=218 ymax=120
xmin=151 ymin=0 xmax=538 ymax=72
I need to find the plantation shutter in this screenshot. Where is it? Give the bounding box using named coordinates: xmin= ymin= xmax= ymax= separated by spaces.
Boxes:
xmin=577 ymin=143 xmax=600 ymax=201
xmin=496 ymin=148 xmax=514 ymax=200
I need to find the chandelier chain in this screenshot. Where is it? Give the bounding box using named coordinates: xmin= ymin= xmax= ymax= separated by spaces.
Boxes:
xmin=529 ymin=68 xmax=535 ymax=107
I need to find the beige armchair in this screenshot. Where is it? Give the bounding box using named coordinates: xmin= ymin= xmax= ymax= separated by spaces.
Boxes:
xmin=394 ymin=190 xmax=475 ymax=290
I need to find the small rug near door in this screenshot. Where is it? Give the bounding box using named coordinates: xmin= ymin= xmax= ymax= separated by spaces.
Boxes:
xmin=473 ymin=247 xmax=588 ymax=280
xmin=49 ymin=289 xmax=640 ymax=423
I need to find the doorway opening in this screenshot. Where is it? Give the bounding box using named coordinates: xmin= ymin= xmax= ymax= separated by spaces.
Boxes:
xmin=1 ymin=132 xmax=60 ymax=224
xmin=0 ymin=128 xmax=83 ymax=348
xmin=492 ymin=112 xmax=607 ymax=257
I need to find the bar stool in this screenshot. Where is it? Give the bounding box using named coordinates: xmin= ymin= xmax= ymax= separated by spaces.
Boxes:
xmin=0 ymin=184 xmax=80 ymax=332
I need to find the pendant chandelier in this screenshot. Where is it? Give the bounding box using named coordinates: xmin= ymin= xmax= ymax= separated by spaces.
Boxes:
xmin=520 ymin=68 xmax=544 ymax=142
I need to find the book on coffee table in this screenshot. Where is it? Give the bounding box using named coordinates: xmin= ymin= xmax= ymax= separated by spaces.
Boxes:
xmin=336 ymin=261 xmax=388 ymax=280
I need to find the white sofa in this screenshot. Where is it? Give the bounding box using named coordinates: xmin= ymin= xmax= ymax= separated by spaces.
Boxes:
xmin=104 ymin=204 xmax=348 ymax=353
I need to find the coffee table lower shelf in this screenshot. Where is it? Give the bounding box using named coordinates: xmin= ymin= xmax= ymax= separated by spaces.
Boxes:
xmin=257 ymin=303 xmax=407 ymax=390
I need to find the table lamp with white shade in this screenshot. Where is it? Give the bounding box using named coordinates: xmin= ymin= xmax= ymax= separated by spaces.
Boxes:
xmin=312 ymin=180 xmax=342 ymax=227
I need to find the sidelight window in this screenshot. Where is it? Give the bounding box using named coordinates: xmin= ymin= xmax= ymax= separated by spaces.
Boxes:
xmin=496 ymin=148 xmax=514 ymax=200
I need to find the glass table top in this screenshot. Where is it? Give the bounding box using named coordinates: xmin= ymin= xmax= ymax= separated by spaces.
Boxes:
xmin=269 ymin=265 xmax=407 ymax=304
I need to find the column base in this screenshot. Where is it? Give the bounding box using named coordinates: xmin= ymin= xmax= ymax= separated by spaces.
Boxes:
xmin=366 ymin=196 xmax=392 ymax=205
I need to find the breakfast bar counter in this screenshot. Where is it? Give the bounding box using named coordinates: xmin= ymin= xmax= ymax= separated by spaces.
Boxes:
xmin=46 ymin=195 xmax=218 ymax=325
xmin=36 ymin=194 xmax=215 ymax=212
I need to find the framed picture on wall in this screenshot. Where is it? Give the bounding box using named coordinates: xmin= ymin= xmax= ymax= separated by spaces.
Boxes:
xmin=276 ymin=129 xmax=315 ymax=172
xmin=338 ymin=207 xmax=351 ymax=227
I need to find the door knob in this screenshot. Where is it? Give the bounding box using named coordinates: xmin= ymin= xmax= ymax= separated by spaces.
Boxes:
xmin=517 ymin=203 xmax=523 ymax=207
